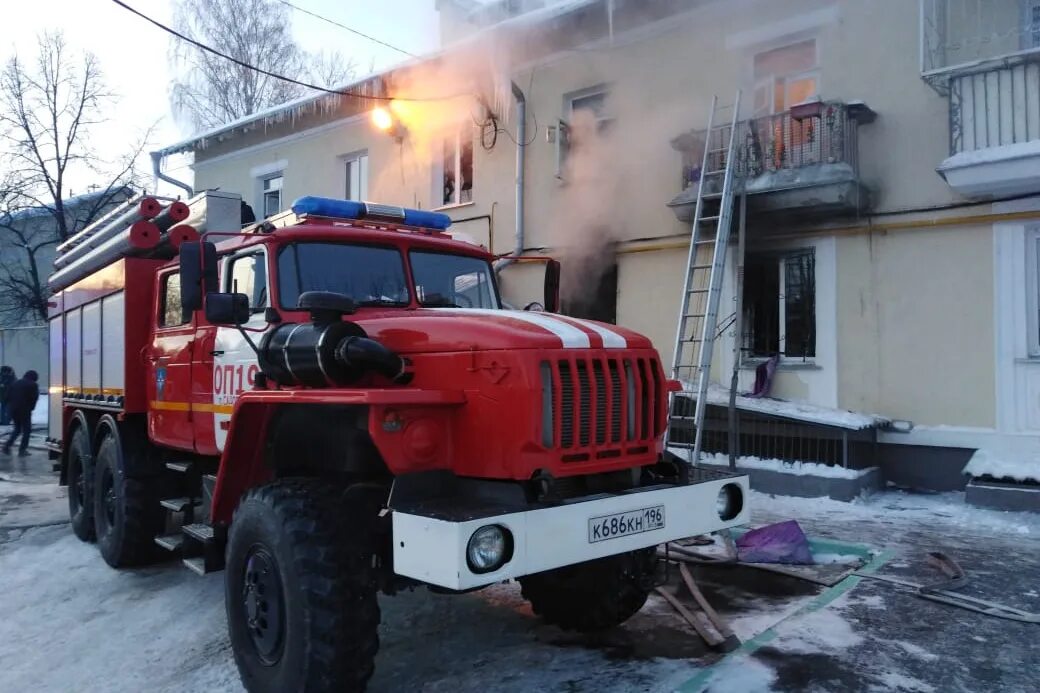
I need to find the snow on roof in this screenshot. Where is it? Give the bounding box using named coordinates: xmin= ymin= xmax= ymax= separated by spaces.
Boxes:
xmin=964 ymin=448 xmax=1040 ymax=483
xmin=3 ymin=186 xmax=134 ymax=223
xmin=155 ymin=0 xmax=600 ymax=158
xmin=704 ymin=383 xmax=888 ymax=431
xmin=938 ymin=139 xmax=1040 ymax=170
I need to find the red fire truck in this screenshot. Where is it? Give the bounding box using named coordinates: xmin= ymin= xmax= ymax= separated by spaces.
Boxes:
xmin=47 ymin=192 xmax=749 ymax=691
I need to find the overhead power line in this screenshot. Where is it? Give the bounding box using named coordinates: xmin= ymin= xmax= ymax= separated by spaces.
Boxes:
xmin=274 ymin=0 xmax=418 ymax=58
xmin=109 ymin=0 xmax=453 ymax=102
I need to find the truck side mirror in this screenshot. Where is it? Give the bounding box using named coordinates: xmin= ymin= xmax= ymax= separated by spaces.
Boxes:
xmin=205 ymin=292 xmax=250 ymax=325
xmin=179 ymin=241 xmax=218 ymax=314
xmin=543 ymin=259 xmax=561 ymax=313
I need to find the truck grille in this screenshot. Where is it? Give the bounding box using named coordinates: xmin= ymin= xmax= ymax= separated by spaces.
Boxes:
xmin=541 ymin=355 xmax=661 ymax=457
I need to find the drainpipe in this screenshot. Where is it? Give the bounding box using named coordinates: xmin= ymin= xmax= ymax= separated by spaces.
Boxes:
xmin=494 ymin=81 xmax=526 ymax=272
xmin=150 ymin=151 xmax=194 ymax=198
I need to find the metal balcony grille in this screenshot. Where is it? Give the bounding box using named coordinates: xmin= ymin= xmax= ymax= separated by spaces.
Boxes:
xmin=681 ymin=101 xmax=860 ymax=190
xmin=949 ymin=59 xmax=1040 ymax=154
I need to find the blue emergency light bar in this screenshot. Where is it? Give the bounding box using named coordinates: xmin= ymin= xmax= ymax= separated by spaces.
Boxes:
xmin=291 ymin=196 xmax=452 ymax=231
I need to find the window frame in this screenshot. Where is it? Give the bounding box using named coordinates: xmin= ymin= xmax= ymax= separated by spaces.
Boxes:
xmin=260 ymin=172 xmax=284 ymax=218
xmin=434 ymin=129 xmax=474 ymax=210
xmin=1021 ymin=0 xmax=1040 ymax=49
xmin=343 ymin=150 xmax=369 ymax=201
xmin=225 ymin=248 xmax=270 ymax=318
xmin=1026 ymin=225 xmax=1040 ymax=356
xmin=557 ymin=84 xmax=614 ymax=179
xmin=157 ymin=270 xmax=191 ymax=329
xmin=742 ymin=248 xmax=817 ymax=362
xmin=750 ymin=38 xmax=820 ymax=116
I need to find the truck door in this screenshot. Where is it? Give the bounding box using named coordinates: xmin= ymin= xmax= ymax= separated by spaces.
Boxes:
xmin=146 ymin=269 xmax=196 ymax=451
xmin=210 ymin=248 xmax=269 ymax=452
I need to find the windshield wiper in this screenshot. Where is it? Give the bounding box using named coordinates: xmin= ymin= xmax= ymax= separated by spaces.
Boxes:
xmin=357 ymin=298 xmax=407 ymax=307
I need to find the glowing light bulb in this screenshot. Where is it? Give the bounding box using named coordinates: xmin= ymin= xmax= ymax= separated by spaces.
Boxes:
xmin=372 ymin=107 xmax=393 ymax=131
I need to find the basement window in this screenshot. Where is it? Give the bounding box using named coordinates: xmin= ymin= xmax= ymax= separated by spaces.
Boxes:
xmin=743 ymin=249 xmax=816 ymax=359
xmin=437 ymin=130 xmax=473 ymax=208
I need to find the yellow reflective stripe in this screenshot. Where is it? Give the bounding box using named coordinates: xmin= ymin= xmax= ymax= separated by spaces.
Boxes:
xmin=149 ymin=401 xmax=234 ymax=414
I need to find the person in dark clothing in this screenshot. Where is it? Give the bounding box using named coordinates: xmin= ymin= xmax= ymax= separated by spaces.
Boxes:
xmin=0 ymin=365 xmax=14 ymax=426
xmin=3 ymin=370 xmax=39 ymax=457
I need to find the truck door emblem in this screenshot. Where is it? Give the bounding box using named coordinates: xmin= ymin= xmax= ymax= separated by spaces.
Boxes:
xmin=156 ymin=367 xmax=167 ymax=400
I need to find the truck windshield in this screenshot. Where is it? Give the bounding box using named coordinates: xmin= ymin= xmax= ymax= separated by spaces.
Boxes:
xmin=277 ymin=242 xmax=410 ymax=308
xmin=410 ymin=250 xmax=499 ymax=309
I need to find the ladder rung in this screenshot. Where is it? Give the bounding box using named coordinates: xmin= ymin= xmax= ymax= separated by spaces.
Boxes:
xmin=698 ymin=215 xmax=720 ymax=223
xmin=690 ymin=263 xmax=713 ymax=270
xmin=687 ymin=288 xmax=709 ymax=294
xmin=701 ymin=169 xmax=727 ymax=177
xmin=702 ymin=191 xmax=724 ymax=199
xmin=693 ymin=239 xmax=715 ymax=246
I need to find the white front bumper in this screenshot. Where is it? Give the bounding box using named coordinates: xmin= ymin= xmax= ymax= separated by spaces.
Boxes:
xmin=392 ymin=474 xmax=750 ymax=591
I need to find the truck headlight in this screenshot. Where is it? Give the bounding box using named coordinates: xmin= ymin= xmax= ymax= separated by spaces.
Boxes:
xmin=466 ymin=525 xmax=513 ymax=574
xmin=716 ymin=483 xmax=743 ymax=521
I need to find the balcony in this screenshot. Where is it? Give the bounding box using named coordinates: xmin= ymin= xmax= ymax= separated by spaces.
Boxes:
xmin=667 ymin=100 xmax=875 ymax=221
xmin=937 ymin=58 xmax=1040 ymax=196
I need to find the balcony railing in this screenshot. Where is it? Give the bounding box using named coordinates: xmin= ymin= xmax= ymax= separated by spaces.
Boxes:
xmin=680 ymin=101 xmax=864 ymax=192
xmin=949 ymin=59 xmax=1040 ymax=154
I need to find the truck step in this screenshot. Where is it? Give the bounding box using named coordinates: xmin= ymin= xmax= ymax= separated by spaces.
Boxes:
xmin=154 ymin=533 xmax=185 ymax=552
xmin=182 ymin=523 xmax=215 ymax=542
xmin=165 ymin=461 xmax=193 ymax=474
xmin=160 ymin=497 xmax=199 ymax=513
xmin=182 ymin=557 xmax=210 ymax=576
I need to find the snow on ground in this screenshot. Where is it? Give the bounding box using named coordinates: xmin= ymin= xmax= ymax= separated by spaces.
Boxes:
xmin=703 ymin=384 xmax=887 ymax=431
xmin=695 ymin=451 xmax=867 ymax=479
xmin=964 ymin=448 xmax=1040 ymax=483
xmin=3 ymin=452 xmax=1039 ymax=693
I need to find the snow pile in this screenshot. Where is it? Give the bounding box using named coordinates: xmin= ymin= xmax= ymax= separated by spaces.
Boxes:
xmin=701 ymin=383 xmax=888 ymax=430
xmin=768 ymin=606 xmax=864 ymax=654
xmin=940 ymin=139 xmax=1040 ymax=169
xmin=696 ymin=451 xmax=867 ymax=479
xmin=963 ymin=448 xmax=1040 ymax=483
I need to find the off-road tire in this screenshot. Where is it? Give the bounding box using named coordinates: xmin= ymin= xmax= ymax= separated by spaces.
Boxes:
xmin=67 ymin=426 xmax=95 ymax=542
xmin=519 ymin=548 xmax=657 ymax=632
xmin=226 ymin=479 xmax=381 ymax=693
xmin=93 ymin=431 xmax=163 ymax=568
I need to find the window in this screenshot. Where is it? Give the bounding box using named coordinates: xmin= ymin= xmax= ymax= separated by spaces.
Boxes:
xmin=752 ymin=39 xmax=818 ymax=116
xmin=261 ymin=174 xmax=283 ymax=218
xmin=344 ymin=152 xmax=369 ymax=200
xmin=228 ymin=253 xmax=268 ymax=314
xmin=278 ymin=242 xmax=409 ymax=309
xmin=743 ymin=249 xmax=816 ymax=359
xmin=438 ymin=131 xmax=473 ymax=207
xmin=556 ymin=86 xmax=613 ymax=178
xmin=1028 ymin=228 xmax=1040 ymax=356
xmin=410 ymin=251 xmax=499 ymax=309
xmin=159 ymin=273 xmax=189 ymax=328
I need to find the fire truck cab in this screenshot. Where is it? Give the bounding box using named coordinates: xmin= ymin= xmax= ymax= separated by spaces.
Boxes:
xmin=49 ymin=193 xmax=749 ymax=692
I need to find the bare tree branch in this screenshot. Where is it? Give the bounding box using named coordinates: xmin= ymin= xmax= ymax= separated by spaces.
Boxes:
xmin=0 ymin=31 xmax=144 ymax=325
xmin=169 ymin=0 xmax=356 ymax=130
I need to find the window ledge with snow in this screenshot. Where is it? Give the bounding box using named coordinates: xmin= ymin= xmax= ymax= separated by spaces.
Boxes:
xmin=938 ymin=140 xmax=1040 ymax=198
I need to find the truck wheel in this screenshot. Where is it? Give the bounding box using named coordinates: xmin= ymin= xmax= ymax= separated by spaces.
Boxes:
xmin=93 ymin=431 xmax=162 ymax=568
xmin=519 ymin=548 xmax=657 ymax=632
xmin=67 ymin=426 xmax=95 ymax=542
xmin=226 ymin=479 xmax=381 ymax=693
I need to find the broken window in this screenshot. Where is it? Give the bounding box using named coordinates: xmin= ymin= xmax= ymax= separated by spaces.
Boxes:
xmin=439 ymin=130 xmax=473 ymax=207
xmin=743 ymin=249 xmax=816 ymax=359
